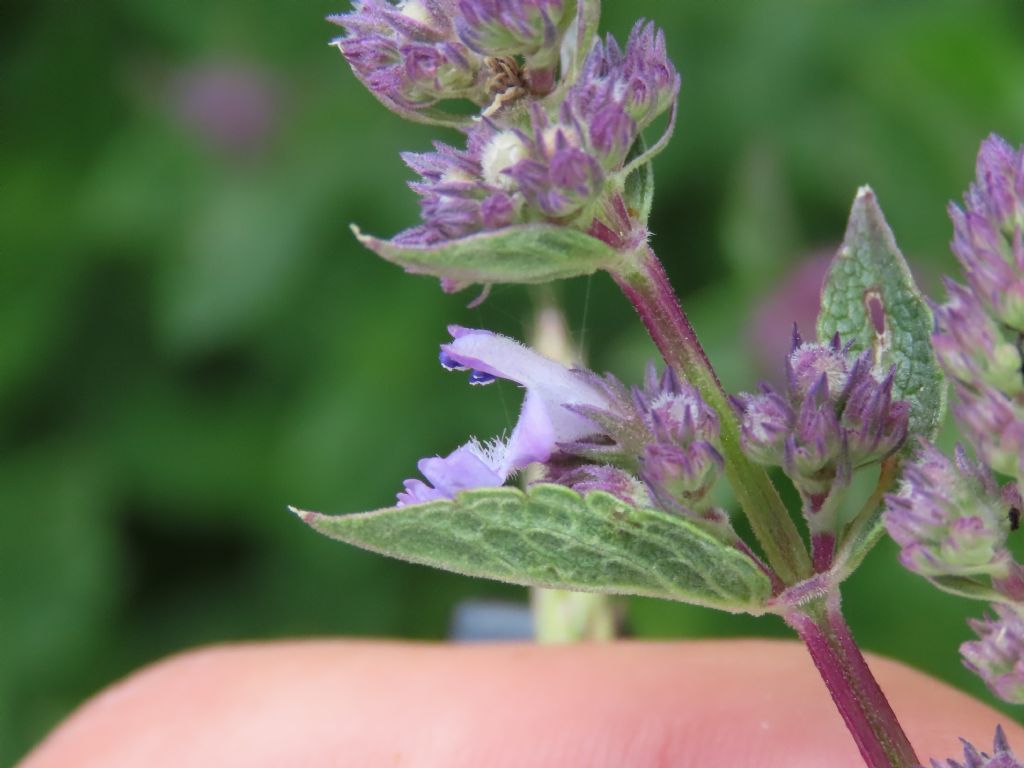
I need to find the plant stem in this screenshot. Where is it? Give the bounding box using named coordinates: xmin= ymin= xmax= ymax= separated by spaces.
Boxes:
xmin=786 ymin=593 xmax=919 ymax=767
xmin=612 ymin=243 xmax=812 ymax=585
xmin=527 ymin=287 xmax=619 ymax=643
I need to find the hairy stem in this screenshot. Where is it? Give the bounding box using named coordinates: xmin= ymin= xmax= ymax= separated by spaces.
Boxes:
xmin=786 ymin=593 xmax=918 ymax=767
xmin=612 ymin=243 xmax=812 ymax=585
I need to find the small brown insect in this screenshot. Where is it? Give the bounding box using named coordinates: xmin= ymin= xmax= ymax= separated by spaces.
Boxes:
xmin=1010 ymin=506 xmax=1021 ymax=532
xmin=482 ymin=56 xmax=529 ymax=117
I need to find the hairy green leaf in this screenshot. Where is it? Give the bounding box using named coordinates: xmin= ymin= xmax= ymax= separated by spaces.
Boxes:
xmin=294 ymin=484 xmax=772 ymax=614
xmin=353 ymin=223 xmax=620 ymax=288
xmin=823 ymin=188 xmax=946 ymax=574
xmin=817 ymin=186 xmax=946 ymax=445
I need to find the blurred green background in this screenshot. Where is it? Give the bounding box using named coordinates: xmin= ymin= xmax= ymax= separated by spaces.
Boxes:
xmin=5 ymin=0 xmax=1024 ymax=761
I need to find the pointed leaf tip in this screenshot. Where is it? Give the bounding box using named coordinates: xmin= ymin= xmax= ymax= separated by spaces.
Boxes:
xmin=288 ymin=505 xmax=319 ymax=525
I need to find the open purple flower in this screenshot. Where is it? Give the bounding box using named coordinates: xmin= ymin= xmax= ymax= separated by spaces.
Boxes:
xmin=396 ymin=326 xmax=615 ymax=504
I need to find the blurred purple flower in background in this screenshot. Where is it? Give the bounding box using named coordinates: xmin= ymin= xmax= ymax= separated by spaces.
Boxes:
xmin=167 ymin=63 xmax=282 ymax=155
xmin=748 ymin=254 xmax=830 ymax=382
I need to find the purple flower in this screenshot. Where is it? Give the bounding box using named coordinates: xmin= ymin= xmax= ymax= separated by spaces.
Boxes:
xmin=393 ymin=127 xmax=519 ymax=247
xmin=392 ymin=105 xmax=610 ymax=250
xmin=397 ymin=326 xmax=617 ymax=505
xmin=734 ymin=330 xmax=908 ymax=498
xmin=884 ymin=443 xmax=1017 ymax=579
xmin=931 ymin=726 xmax=1024 ymax=768
xmin=542 ymin=462 xmax=652 ymax=506
xmin=573 ymin=20 xmax=680 ymax=137
xmin=504 ymin=103 xmax=606 ymax=220
xmin=955 ymin=385 xmax=1024 ymax=480
xmin=456 ymin=0 xmax=569 ymax=65
xmin=840 ymin=354 xmax=910 ymax=467
xmin=961 ymin=605 xmax=1024 ymax=705
xmin=441 ymin=326 xmax=614 ymax=471
xmin=933 ymin=279 xmax=1024 ymax=396
xmin=949 ymin=135 xmax=1024 ymax=331
xmin=330 ymin=0 xmax=485 ymax=116
xmin=167 ymin=63 xmax=281 ymax=155
xmin=397 ymin=440 xmax=505 ymax=505
xmin=562 ymin=365 xmax=724 ymax=514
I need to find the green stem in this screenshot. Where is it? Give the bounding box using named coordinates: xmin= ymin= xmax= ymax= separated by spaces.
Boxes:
xmin=612 ymin=243 xmax=812 ymax=585
xmin=527 ymin=287 xmax=619 ymax=642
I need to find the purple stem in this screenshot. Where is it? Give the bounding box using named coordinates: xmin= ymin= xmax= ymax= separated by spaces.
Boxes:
xmin=611 ymin=242 xmax=812 ymax=585
xmin=786 ymin=594 xmax=919 ymax=767
xmin=811 ymin=532 xmax=836 ymax=573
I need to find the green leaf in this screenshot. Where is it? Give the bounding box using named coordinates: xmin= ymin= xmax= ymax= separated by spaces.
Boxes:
xmin=622 ymin=135 xmax=655 ymax=225
xmin=817 ymin=186 xmax=947 ymax=446
xmin=294 ymin=483 xmax=772 ymax=614
xmin=822 ymin=188 xmax=946 ymax=577
xmin=353 ymin=223 xmax=620 ymax=288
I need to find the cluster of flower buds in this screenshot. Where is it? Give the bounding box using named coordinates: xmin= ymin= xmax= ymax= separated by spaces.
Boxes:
xmin=733 ymin=330 xmax=909 ymax=501
xmin=397 ymin=327 xmax=728 ymax=532
xmin=333 ymin=0 xmax=681 ymax=268
xmin=961 ymin=605 xmax=1024 ymax=706
xmin=571 ymin=22 xmax=680 ymax=151
xmin=330 ymin=0 xmax=575 ymax=118
xmin=883 ymin=443 xmax=1019 ymax=580
xmin=950 ymin=135 xmax=1024 ymax=332
xmin=933 ymin=135 xmax=1024 ymax=482
xmin=930 ymin=726 xmax=1024 ymax=768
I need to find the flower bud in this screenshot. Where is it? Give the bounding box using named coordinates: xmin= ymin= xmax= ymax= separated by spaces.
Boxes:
xmin=736 ymin=331 xmax=907 ymax=501
xmin=395 ymin=132 xmax=519 ymax=245
xmin=574 ymin=20 xmax=679 ymax=134
xmin=542 ymin=463 xmax=652 ymax=507
xmin=930 ymin=725 xmax=1023 ymax=768
xmin=961 ymin=605 xmax=1024 ymax=705
xmin=933 ymin=280 xmax=1024 ymax=396
xmin=840 ymin=357 xmax=909 ymax=466
xmin=950 ymin=135 xmax=1024 ymax=331
xmin=456 ymin=0 xmax=569 ymax=65
xmin=786 ymin=332 xmax=849 ymax=402
xmin=734 ymin=389 xmax=792 ymax=466
xmin=783 ymin=376 xmax=845 ymax=496
xmin=504 ymin=103 xmax=605 ymax=220
xmin=955 ymin=386 xmax=1024 ymax=480
xmin=641 ymin=441 xmax=723 ymax=509
xmin=884 ymin=444 xmax=1016 ymax=579
xmin=330 ymin=0 xmax=485 ymax=116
